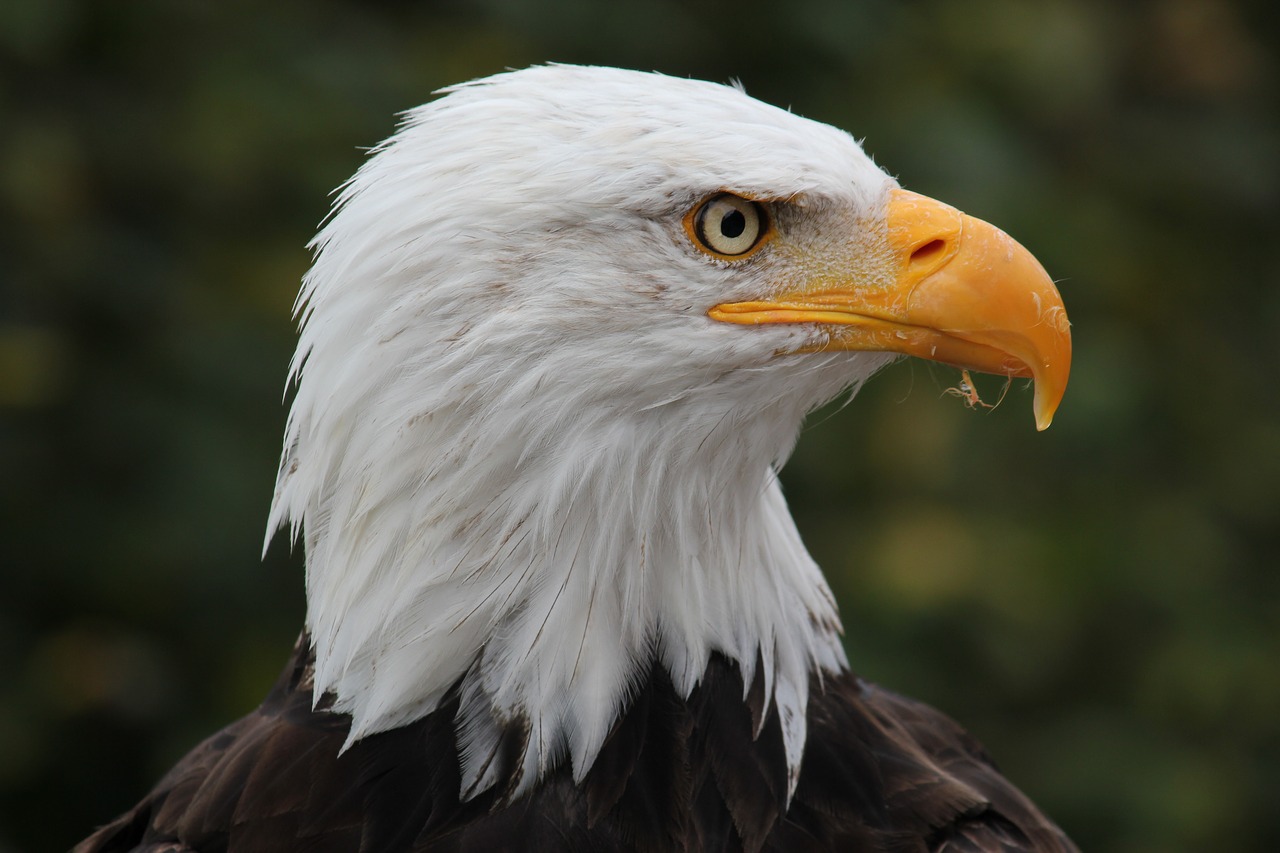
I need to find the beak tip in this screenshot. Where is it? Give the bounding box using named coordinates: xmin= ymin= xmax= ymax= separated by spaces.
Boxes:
xmin=1032 ymin=379 xmax=1067 ymax=432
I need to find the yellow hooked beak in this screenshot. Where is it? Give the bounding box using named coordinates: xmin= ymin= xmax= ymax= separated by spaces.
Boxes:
xmin=708 ymin=189 xmax=1071 ymax=430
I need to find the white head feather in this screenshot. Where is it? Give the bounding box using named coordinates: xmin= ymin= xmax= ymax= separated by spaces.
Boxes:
xmin=267 ymin=65 xmax=898 ymax=800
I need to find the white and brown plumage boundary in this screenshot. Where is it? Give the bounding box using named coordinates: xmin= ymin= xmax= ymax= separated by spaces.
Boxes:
xmin=78 ymin=65 xmax=1075 ymax=852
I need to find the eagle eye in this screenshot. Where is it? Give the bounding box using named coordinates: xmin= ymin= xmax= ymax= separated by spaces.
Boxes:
xmin=688 ymin=193 xmax=769 ymax=258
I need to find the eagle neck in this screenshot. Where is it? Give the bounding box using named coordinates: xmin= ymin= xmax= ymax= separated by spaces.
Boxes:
xmin=271 ymin=385 xmax=848 ymax=801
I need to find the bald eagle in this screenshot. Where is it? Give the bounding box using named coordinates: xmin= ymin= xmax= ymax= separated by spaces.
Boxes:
xmin=78 ymin=66 xmax=1075 ymax=852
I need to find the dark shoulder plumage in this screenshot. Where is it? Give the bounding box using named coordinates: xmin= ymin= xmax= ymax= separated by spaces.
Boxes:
xmin=780 ymin=676 xmax=1076 ymax=852
xmin=76 ymin=638 xmax=1075 ymax=853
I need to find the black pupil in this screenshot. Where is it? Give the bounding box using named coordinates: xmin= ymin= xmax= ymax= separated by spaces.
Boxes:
xmin=720 ymin=208 xmax=746 ymax=239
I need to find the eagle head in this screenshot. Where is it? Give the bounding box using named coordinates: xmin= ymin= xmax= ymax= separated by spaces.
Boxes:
xmin=265 ymin=65 xmax=1070 ymax=800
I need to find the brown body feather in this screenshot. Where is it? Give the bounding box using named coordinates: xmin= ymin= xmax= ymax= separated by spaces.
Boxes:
xmin=77 ymin=637 xmax=1076 ymax=853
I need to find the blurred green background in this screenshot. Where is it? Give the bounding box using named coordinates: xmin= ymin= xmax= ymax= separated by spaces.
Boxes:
xmin=2 ymin=1 xmax=1277 ymax=850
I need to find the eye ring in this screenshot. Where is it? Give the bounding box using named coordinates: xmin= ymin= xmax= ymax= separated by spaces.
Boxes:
xmin=685 ymin=193 xmax=770 ymax=259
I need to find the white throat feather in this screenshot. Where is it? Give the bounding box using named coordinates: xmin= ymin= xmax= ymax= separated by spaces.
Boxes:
xmin=266 ymin=65 xmax=898 ymax=801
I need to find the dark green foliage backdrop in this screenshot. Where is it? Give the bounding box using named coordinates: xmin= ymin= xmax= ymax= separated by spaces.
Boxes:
xmin=2 ymin=1 xmax=1277 ymax=850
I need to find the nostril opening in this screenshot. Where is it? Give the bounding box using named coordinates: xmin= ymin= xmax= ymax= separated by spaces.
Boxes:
xmin=910 ymin=239 xmax=947 ymax=265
